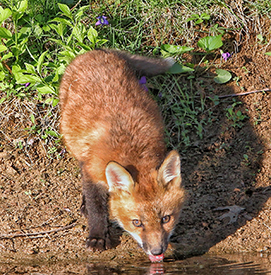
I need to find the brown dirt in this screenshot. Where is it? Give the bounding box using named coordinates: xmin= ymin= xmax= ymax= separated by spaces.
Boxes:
xmin=0 ymin=37 xmax=271 ymax=267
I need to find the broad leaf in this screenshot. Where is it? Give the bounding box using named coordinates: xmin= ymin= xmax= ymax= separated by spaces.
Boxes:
xmin=0 ymin=45 xmax=7 ymax=52
xmin=168 ymin=63 xmax=194 ymax=74
xmin=161 ymin=44 xmax=194 ymax=55
xmin=214 ymin=69 xmax=232 ymax=84
xmin=37 ymin=51 xmax=48 ymax=75
xmin=198 ymin=35 xmax=223 ymax=52
xmin=58 ymin=3 xmax=72 ymax=19
xmin=17 ymin=0 xmax=28 ymax=13
xmin=16 ymin=74 xmax=41 ymax=84
xmin=0 ymin=27 xmax=12 ymax=39
xmin=87 ymin=26 xmax=98 ymax=44
xmin=0 ymin=8 xmax=12 ymax=24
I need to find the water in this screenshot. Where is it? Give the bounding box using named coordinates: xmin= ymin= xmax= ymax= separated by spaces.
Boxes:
xmin=0 ymin=254 xmax=270 ymax=274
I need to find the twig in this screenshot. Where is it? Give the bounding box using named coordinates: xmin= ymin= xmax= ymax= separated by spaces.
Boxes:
xmin=1 ymin=58 xmax=12 ymax=75
xmin=0 ymin=39 xmax=13 ymax=75
xmin=71 ymin=0 xmax=82 ymax=11
xmin=218 ymin=88 xmax=271 ymax=99
xmin=0 ymin=222 xmax=77 ymax=240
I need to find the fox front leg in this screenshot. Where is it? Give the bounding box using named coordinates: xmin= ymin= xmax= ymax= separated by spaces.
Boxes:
xmin=80 ymin=177 xmax=112 ymax=251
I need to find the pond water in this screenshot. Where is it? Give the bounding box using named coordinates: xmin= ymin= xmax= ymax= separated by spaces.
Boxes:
xmin=1 ymin=253 xmax=270 ymax=274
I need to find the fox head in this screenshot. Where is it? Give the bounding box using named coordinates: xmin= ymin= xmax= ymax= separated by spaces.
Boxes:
xmin=105 ymin=150 xmax=184 ymax=261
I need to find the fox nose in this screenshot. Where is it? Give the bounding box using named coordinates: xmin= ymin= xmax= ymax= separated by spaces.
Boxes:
xmin=150 ymin=247 xmax=163 ymax=255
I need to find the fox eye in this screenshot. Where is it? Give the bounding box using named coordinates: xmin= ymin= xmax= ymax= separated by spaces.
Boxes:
xmin=162 ymin=215 xmax=171 ymax=224
xmin=132 ymin=219 xmax=142 ymax=227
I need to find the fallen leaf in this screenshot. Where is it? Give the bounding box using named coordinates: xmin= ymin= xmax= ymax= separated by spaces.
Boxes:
xmin=214 ymin=205 xmax=245 ymax=224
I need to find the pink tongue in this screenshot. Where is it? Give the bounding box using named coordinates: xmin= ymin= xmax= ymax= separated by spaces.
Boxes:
xmin=148 ymin=253 xmax=164 ymax=262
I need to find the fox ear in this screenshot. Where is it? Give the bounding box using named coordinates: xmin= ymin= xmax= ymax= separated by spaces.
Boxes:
xmin=106 ymin=162 xmax=134 ymax=194
xmin=158 ymin=150 xmax=181 ymax=186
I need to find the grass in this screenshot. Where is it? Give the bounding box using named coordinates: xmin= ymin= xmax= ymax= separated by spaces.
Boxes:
xmin=0 ymin=0 xmax=270 ymax=157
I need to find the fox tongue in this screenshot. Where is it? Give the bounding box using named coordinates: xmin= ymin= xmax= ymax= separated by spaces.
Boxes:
xmin=149 ymin=253 xmax=164 ymax=262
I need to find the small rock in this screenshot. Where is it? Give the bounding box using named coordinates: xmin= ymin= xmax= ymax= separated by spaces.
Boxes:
xmin=6 ymin=166 xmax=17 ymax=175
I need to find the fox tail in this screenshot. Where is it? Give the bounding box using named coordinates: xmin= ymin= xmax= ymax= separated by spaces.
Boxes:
xmin=98 ymin=48 xmax=175 ymax=77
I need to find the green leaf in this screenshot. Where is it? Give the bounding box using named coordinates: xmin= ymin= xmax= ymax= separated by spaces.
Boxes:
xmin=0 ymin=97 xmax=6 ymax=104
xmin=12 ymin=64 xmax=22 ymax=73
xmin=0 ymin=27 xmax=12 ymax=39
xmin=58 ymin=3 xmax=72 ymax=19
xmin=19 ymin=26 xmax=31 ymax=35
xmin=16 ymin=74 xmax=41 ymax=84
xmin=37 ymin=85 xmax=57 ymax=95
xmin=214 ymin=69 xmax=232 ymax=84
xmin=96 ymin=38 xmax=108 ymax=47
xmin=195 ymin=19 xmax=203 ymax=24
xmin=30 ymin=114 xmax=35 ymax=124
xmin=0 ymin=45 xmax=7 ymax=52
xmin=17 ymin=0 xmax=28 ymax=13
xmin=50 ymin=17 xmax=73 ymax=27
xmin=25 ymin=63 xmax=36 ymax=74
xmin=75 ymin=6 xmax=89 ymax=22
xmin=161 ymin=44 xmax=194 ymax=55
xmin=72 ymin=25 xmax=85 ymax=43
xmin=1 ymin=52 xmax=13 ymax=61
xmin=0 ymin=71 xmax=5 ymax=81
xmin=0 ymin=8 xmax=12 ymax=24
xmin=87 ymin=26 xmax=98 ymax=44
xmin=201 ymin=13 xmax=210 ymax=20
xmin=186 ymin=14 xmax=199 ymax=22
xmin=49 ymin=23 xmax=65 ymax=37
xmin=265 ymin=52 xmax=271 ymax=56
xmin=45 ymin=130 xmax=60 ymax=138
xmin=77 ymin=42 xmax=91 ymax=51
xmin=37 ymin=51 xmax=48 ymax=75
xmin=198 ymin=35 xmax=223 ymax=52
xmin=42 ymin=25 xmax=51 ymax=32
xmin=34 ymin=25 xmax=43 ymax=37
xmin=52 ymin=98 xmax=59 ymax=107
xmin=168 ymin=63 xmax=194 ymax=74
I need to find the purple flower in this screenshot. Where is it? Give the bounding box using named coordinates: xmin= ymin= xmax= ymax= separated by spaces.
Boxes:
xmin=95 ymin=16 xmax=109 ymax=26
xmin=25 ymin=82 xmax=30 ymax=87
xmin=139 ymin=76 xmax=146 ymax=85
xmin=139 ymin=76 xmax=148 ymax=91
xmin=222 ymin=52 xmax=231 ymax=61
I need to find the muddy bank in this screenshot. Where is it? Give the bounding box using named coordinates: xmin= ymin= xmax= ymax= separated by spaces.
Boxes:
xmin=0 ymin=39 xmax=271 ymax=264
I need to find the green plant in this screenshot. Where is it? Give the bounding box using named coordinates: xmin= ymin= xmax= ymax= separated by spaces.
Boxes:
xmin=0 ymin=0 xmax=108 ymax=156
xmin=214 ymin=69 xmax=232 ymax=84
xmin=197 ymin=35 xmax=223 ymax=52
xmin=161 ymin=34 xmax=232 ymax=83
xmin=150 ymin=75 xmax=210 ymax=150
xmin=187 ymin=12 xmax=210 ymax=25
xmin=225 ymin=101 xmax=248 ymax=128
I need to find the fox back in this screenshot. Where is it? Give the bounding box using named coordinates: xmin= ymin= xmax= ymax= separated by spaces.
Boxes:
xmin=59 ymin=49 xmax=184 ymax=261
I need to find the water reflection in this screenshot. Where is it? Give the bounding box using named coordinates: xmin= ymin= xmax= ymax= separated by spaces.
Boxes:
xmin=84 ymin=254 xmax=271 ymax=275
xmin=0 ymin=254 xmax=270 ymax=274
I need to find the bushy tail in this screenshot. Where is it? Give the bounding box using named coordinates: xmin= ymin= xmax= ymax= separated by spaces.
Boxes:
xmin=118 ymin=51 xmax=175 ymax=76
xmin=98 ymin=48 xmax=175 ymax=76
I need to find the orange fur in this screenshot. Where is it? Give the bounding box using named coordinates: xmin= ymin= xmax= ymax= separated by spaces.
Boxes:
xmin=59 ymin=49 xmax=184 ymax=259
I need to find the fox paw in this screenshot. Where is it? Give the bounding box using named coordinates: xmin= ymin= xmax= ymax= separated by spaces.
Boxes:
xmin=86 ymin=235 xmax=112 ymax=251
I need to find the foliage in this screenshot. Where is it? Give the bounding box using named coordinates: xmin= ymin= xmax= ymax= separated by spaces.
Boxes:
xmin=0 ymin=0 xmax=108 ymax=154
xmin=214 ymin=69 xmax=232 ymax=84
xmin=0 ymin=0 xmax=266 ymax=154
xmin=225 ymin=101 xmax=248 ymax=128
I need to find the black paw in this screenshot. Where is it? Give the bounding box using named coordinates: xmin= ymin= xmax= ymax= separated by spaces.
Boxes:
xmin=86 ymin=234 xmax=112 ymax=251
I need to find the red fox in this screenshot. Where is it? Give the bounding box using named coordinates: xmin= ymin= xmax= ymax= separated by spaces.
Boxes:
xmin=59 ymin=49 xmax=185 ymax=262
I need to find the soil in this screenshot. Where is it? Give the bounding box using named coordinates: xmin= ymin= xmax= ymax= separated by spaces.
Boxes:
xmin=0 ymin=35 xmax=271 ymax=268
